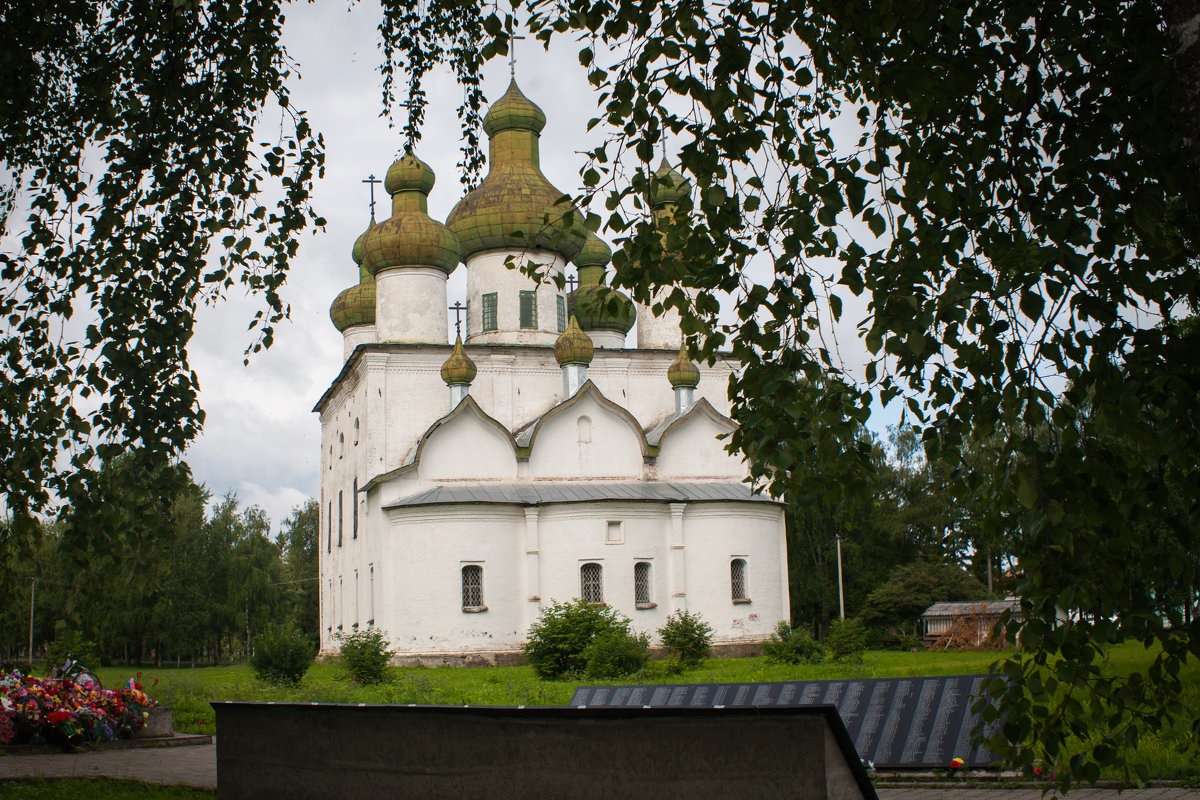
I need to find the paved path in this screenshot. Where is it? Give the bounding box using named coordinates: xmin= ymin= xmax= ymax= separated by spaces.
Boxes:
xmin=2 ymin=744 xmax=1198 ymax=798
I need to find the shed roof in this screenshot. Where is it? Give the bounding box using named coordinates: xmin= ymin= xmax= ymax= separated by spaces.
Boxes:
xmin=921 ymin=598 xmax=1021 ymax=618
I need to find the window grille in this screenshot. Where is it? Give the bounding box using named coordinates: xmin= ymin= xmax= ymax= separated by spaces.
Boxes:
xmin=462 ymin=565 xmax=484 ymax=609
xmin=352 ymin=478 xmax=359 ymax=539
xmin=731 ymin=558 xmax=748 ymax=602
xmin=556 ymin=295 xmax=567 ymax=332
xmin=634 ymin=562 xmax=651 ymax=605
xmin=580 ymin=562 xmax=604 ymax=603
xmin=520 ymin=290 xmax=538 ymax=329
xmin=482 ymin=293 xmax=498 ymax=331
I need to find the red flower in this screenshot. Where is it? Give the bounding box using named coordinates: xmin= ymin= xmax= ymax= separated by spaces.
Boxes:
xmin=46 ymin=710 xmax=73 ymax=725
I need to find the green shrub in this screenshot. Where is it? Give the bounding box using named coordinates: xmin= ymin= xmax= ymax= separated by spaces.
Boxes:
xmin=658 ymin=610 xmax=713 ymax=669
xmin=584 ymin=628 xmax=650 ymax=679
xmin=45 ymin=630 xmax=100 ymax=674
xmin=525 ymin=599 xmax=635 ymax=680
xmin=825 ymin=618 xmax=869 ymax=662
xmin=762 ymin=620 xmax=826 ymax=665
xmin=336 ymin=627 xmax=395 ymax=685
xmin=251 ymin=624 xmax=315 ymax=686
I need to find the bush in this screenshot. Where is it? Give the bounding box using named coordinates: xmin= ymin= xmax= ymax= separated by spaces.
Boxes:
xmin=251 ymin=624 xmax=316 ymax=686
xmin=583 ymin=628 xmax=650 ymax=679
xmin=525 ymin=599 xmax=637 ymax=680
xmin=658 ymin=610 xmax=713 ymax=669
xmin=44 ymin=629 xmax=99 ymax=674
xmin=825 ymin=618 xmax=869 ymax=662
xmin=336 ymin=627 xmax=395 ymax=685
xmin=762 ymin=620 xmax=826 ymax=665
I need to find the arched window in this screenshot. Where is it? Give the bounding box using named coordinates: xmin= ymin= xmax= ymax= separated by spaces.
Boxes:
xmin=337 ymin=490 xmax=344 ymax=547
xmin=580 ymin=562 xmax=604 ymax=604
xmin=352 ymin=478 xmax=359 ymax=539
xmin=462 ymin=565 xmax=484 ymax=611
xmin=339 ymin=432 xmax=345 ymax=459
xmin=327 ymin=502 xmax=332 ymax=553
xmin=577 ymin=415 xmax=592 ymax=443
xmin=730 ymin=558 xmax=749 ymax=603
xmin=634 ymin=561 xmax=652 ymax=606
xmin=353 ymin=418 xmax=360 ymax=446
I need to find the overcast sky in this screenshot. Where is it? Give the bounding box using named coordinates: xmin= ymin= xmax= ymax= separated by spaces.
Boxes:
xmin=184 ymin=2 xmax=892 ymax=532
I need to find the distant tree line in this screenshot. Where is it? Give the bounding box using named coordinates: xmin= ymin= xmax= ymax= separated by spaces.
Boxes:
xmin=0 ymin=458 xmax=317 ymax=668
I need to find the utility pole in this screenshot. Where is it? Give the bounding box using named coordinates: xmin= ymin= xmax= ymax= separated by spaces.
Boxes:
xmin=836 ymin=535 xmax=845 ymax=620
xmin=28 ymin=578 xmax=35 ymax=670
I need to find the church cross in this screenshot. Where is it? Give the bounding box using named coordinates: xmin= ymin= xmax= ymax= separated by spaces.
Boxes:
xmin=449 ymin=301 xmax=466 ymax=337
xmin=509 ymin=35 xmax=526 ymax=78
xmin=362 ymin=174 xmax=381 ymax=220
xmin=566 ymin=273 xmax=580 ymax=293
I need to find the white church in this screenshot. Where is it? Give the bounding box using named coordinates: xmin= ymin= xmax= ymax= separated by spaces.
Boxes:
xmin=315 ymin=80 xmax=788 ymax=664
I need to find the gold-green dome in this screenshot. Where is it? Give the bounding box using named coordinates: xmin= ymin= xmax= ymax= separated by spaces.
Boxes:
xmin=351 ymin=218 xmax=375 ymax=280
xmin=570 ymin=232 xmax=635 ymax=335
xmin=362 ymin=151 xmax=460 ymax=276
xmin=440 ymin=336 xmax=478 ymax=385
xmin=667 ymin=342 xmax=700 ymax=388
xmin=330 ymin=281 xmax=376 ymax=332
xmin=482 ymin=79 xmax=547 ymax=136
xmin=446 ymin=80 xmax=587 ymax=262
xmin=573 ymin=231 xmax=612 ymax=270
xmin=649 ymin=158 xmax=691 ymax=208
xmin=554 ymin=316 xmax=594 ymax=366
xmin=385 ymin=152 xmax=436 ymax=195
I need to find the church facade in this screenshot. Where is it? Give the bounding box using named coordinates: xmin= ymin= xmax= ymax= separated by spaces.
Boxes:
xmin=315 ymin=80 xmax=788 ymax=664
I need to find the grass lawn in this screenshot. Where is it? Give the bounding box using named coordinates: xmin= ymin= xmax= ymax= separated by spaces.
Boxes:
xmin=0 ymin=780 xmax=212 ymax=799
xmin=90 ymin=644 xmax=1199 ymax=779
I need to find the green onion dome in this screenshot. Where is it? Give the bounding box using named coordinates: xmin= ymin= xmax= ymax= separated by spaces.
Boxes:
xmin=440 ymin=335 xmax=478 ymax=385
xmin=649 ymin=158 xmax=691 ymax=209
xmin=570 ymin=232 xmax=635 ymax=335
xmin=446 ymin=80 xmax=587 ymax=262
xmin=667 ymin=342 xmax=700 ymax=388
xmin=554 ymin=316 xmax=594 ymax=366
xmin=330 ymin=281 xmax=377 ymax=332
xmin=361 ymin=151 xmax=460 ymax=276
xmin=351 ymin=218 xmax=375 ymax=281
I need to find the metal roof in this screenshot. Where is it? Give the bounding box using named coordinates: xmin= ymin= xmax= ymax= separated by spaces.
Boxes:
xmin=921 ymin=598 xmax=1021 ymax=618
xmin=382 ymin=481 xmax=781 ymax=510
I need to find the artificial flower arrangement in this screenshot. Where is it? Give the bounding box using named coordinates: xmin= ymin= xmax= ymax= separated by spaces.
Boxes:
xmin=0 ymin=671 xmax=155 ymax=748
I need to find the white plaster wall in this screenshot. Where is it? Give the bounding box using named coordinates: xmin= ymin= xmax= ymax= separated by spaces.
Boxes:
xmin=526 ymin=392 xmax=644 ymax=479
xmin=375 ymin=267 xmax=449 ymax=344
xmin=342 ymin=325 xmax=376 ymax=360
xmin=680 ymin=503 xmax=788 ymax=643
xmin=378 ymin=506 xmax=527 ymax=654
xmin=656 ymin=411 xmax=748 ymax=480
xmin=418 ymin=409 xmax=519 ymax=482
xmin=465 ymin=249 xmax=566 ymax=347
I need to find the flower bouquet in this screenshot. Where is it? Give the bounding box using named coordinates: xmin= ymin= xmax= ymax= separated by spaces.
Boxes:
xmin=0 ymin=671 xmax=156 ymax=749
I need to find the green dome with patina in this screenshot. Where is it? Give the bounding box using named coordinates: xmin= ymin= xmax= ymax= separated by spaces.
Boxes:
xmin=447 ymin=80 xmax=587 ymax=262
xmin=362 ymin=151 xmax=460 ymax=276
xmin=570 ymin=232 xmax=635 ymax=335
xmin=351 ymin=218 xmax=375 ymax=280
xmin=649 ymin=158 xmax=691 ymax=208
xmin=554 ymin=316 xmax=594 ymax=366
xmin=440 ymin=336 xmax=478 ymax=385
xmin=330 ymin=281 xmax=377 ymax=332
xmin=667 ymin=342 xmax=700 ymax=388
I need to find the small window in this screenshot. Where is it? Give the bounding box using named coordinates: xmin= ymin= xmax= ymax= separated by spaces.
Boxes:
xmin=353 ymin=418 xmax=360 ymax=446
xmin=482 ymin=293 xmax=498 ymax=331
xmin=634 ymin=561 xmax=654 ymax=607
xmin=519 ymin=290 xmax=537 ymax=329
xmin=578 ymin=415 xmax=592 ymax=443
xmin=580 ymin=562 xmax=604 ymax=604
xmin=556 ymin=295 xmax=567 ymax=332
xmin=327 ymin=502 xmax=332 ymax=553
xmin=462 ymin=565 xmax=485 ymax=611
xmin=352 ymin=478 xmax=359 ymax=539
xmin=338 ymin=491 xmax=344 ymax=547
xmin=731 ymin=558 xmax=749 ymax=603
xmin=339 ymin=432 xmax=344 ymax=459
xmin=606 ymin=520 xmax=623 ymax=544
xmin=368 ymin=563 xmax=375 ymax=624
